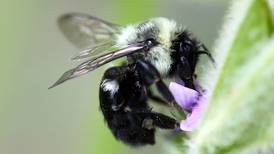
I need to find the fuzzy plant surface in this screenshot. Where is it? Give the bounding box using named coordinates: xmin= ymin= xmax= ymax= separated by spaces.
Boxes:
xmin=168 ymin=0 xmax=274 ymax=154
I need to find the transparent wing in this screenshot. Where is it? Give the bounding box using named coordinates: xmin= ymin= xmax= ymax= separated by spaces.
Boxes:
xmin=49 ymin=42 xmax=147 ymax=89
xmin=71 ymin=40 xmax=118 ymax=61
xmin=58 ymin=13 xmax=121 ymax=49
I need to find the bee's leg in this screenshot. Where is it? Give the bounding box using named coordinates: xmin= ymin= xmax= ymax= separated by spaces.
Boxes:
xmin=131 ymin=111 xmax=179 ymax=129
xmin=99 ymin=66 xmax=129 ymax=112
xmin=135 ymin=59 xmax=181 ymax=109
xmin=177 ymin=44 xmax=214 ymax=90
xmin=148 ymin=112 xmax=179 ymax=129
xmin=177 ymin=57 xmax=196 ymax=89
xmin=147 ymin=90 xmax=169 ymax=105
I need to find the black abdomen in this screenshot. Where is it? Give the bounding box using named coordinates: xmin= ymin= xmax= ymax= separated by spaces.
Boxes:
xmin=99 ymin=68 xmax=156 ymax=146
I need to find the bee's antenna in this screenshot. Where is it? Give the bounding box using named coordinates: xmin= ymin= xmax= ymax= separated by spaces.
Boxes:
xmin=196 ymin=44 xmax=216 ymax=68
xmin=196 ymin=51 xmax=215 ymax=63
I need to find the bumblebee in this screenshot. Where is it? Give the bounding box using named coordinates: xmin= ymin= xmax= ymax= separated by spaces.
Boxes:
xmin=50 ymin=13 xmax=213 ymax=146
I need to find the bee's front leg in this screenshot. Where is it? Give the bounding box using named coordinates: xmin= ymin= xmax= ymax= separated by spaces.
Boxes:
xmin=135 ymin=59 xmax=181 ymax=109
xmin=176 ymin=57 xmax=195 ymax=89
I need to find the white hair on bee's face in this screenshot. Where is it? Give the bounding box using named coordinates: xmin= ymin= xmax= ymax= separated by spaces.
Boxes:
xmin=115 ymin=17 xmax=182 ymax=76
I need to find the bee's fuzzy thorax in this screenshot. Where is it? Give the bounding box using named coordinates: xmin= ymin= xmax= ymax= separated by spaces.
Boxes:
xmin=149 ymin=17 xmax=180 ymax=47
xmin=115 ymin=17 xmax=182 ymax=76
xmin=115 ymin=17 xmax=181 ymax=48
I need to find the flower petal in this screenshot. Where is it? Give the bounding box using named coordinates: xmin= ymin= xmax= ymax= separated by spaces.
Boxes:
xmin=169 ymin=82 xmax=208 ymax=131
xmin=169 ymin=82 xmax=199 ymax=111
xmin=180 ymin=94 xmax=208 ymax=131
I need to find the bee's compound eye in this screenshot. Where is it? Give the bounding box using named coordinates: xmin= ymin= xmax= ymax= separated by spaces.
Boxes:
xmin=145 ymin=38 xmax=157 ymax=48
xmin=146 ymin=39 xmax=153 ymax=47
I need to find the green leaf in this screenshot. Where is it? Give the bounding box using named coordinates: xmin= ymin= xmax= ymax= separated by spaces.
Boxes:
xmin=188 ymin=0 xmax=274 ymax=153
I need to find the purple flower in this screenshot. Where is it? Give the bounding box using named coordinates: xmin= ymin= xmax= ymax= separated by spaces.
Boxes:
xmin=169 ymin=82 xmax=208 ymax=131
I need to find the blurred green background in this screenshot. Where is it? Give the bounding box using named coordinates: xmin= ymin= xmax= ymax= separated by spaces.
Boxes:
xmin=0 ymin=0 xmax=228 ymax=154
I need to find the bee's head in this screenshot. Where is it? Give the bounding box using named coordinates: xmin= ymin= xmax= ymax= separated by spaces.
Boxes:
xmin=116 ymin=17 xmax=182 ymax=76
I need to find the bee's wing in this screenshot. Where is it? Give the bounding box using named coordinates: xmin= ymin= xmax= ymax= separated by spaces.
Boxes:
xmin=71 ymin=40 xmax=117 ymax=61
xmin=58 ymin=13 xmax=121 ymax=49
xmin=49 ymin=42 xmax=146 ymax=89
